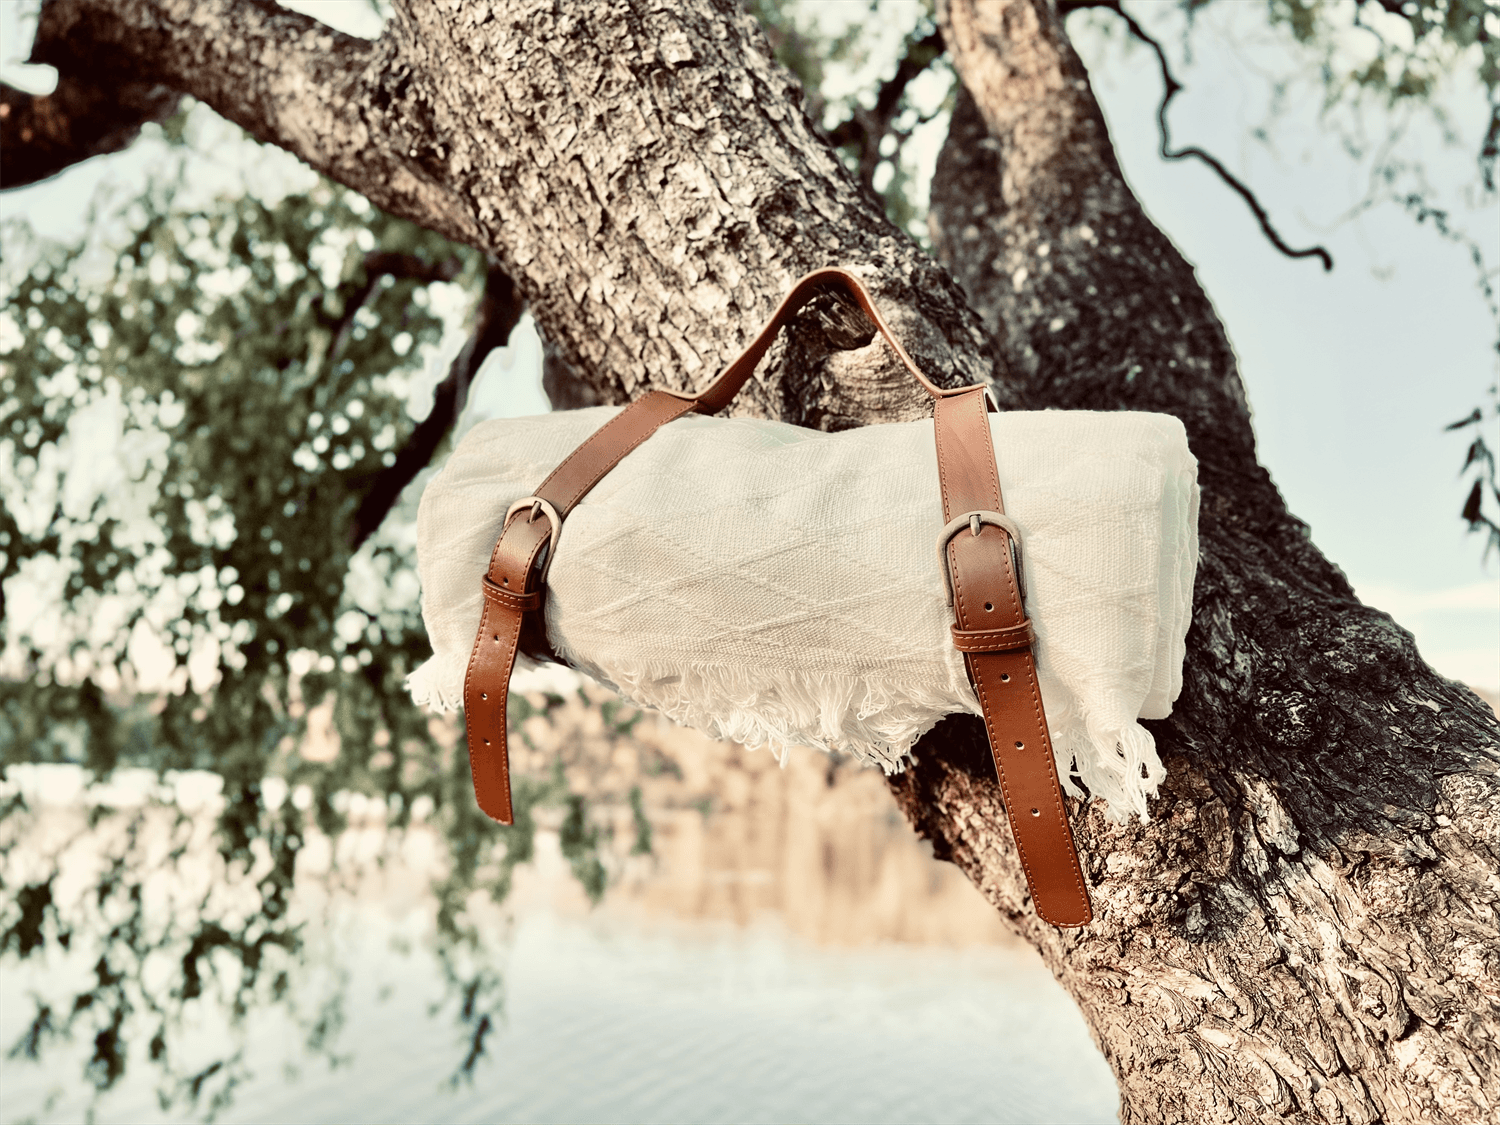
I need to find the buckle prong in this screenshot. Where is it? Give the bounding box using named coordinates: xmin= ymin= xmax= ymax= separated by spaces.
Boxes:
xmin=936 ymin=509 xmax=1026 ymax=608
xmin=504 ymin=495 xmax=563 ymax=586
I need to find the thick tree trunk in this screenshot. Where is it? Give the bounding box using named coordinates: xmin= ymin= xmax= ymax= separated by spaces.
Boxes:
xmin=17 ymin=0 xmax=1500 ymax=1122
xmin=901 ymin=3 xmax=1500 ymax=1123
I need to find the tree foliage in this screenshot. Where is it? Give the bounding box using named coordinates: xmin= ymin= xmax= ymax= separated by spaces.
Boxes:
xmin=747 ymin=0 xmax=954 ymax=240
xmin=0 ymin=160 xmax=615 ymax=1112
xmin=1183 ymin=0 xmax=1500 ymax=553
xmin=762 ymin=0 xmax=1500 ymax=551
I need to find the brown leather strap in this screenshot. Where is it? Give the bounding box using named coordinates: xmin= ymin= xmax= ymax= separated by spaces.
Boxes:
xmin=460 ymin=268 xmax=1092 ymax=926
xmin=934 ymin=390 xmax=1092 ymax=927
xmin=681 ymin=267 xmax=961 ymax=413
xmin=950 ymin=620 xmax=1035 ymax=653
xmin=465 ymin=269 xmax=905 ymax=821
xmin=463 ymin=390 xmax=696 ymax=822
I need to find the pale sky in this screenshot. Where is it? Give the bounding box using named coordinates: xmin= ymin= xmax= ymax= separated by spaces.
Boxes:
xmin=1069 ymin=3 xmax=1500 ymax=694
xmin=2 ymin=0 xmax=1495 ymax=692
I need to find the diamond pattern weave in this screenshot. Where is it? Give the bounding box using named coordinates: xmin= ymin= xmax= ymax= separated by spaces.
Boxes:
xmin=408 ymin=407 xmax=1199 ymax=821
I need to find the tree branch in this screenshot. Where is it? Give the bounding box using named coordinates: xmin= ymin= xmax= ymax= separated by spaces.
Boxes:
xmin=348 ymin=264 xmax=522 ymax=551
xmin=28 ymin=0 xmax=994 ymax=420
xmin=1060 ymin=0 xmax=1333 ymax=270
xmin=923 ymin=4 xmax=1500 ymax=1122
xmin=825 ymin=26 xmax=945 ymax=188
xmin=24 ymin=0 xmax=478 ymax=244
xmin=329 ymin=250 xmax=463 ymax=370
xmin=932 ymin=0 xmax=1260 ymax=469
xmin=0 ymin=76 xmax=180 ymax=188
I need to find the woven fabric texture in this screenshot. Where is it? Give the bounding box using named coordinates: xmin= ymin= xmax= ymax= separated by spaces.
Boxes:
xmin=408 ymin=407 xmax=1199 ymax=821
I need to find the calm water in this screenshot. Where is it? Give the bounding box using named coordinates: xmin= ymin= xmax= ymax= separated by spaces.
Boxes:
xmin=2 ymin=909 xmax=1117 ymax=1124
xmin=2 ymin=714 xmax=1120 ymax=1125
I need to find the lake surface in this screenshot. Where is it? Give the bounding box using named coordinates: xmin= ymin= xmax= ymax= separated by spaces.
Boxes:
xmin=1 ymin=688 xmax=1120 ymax=1124
xmin=3 ymin=904 xmax=1118 ymax=1124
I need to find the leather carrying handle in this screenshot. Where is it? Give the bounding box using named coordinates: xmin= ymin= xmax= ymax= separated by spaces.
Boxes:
xmin=677 ymin=267 xmax=966 ymax=413
xmin=461 ymin=268 xmax=1092 ymax=927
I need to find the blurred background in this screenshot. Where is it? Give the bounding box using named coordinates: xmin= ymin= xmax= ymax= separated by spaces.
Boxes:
xmin=1 ymin=675 xmax=1118 ymax=1124
xmin=1 ymin=1 xmax=1496 ymax=1122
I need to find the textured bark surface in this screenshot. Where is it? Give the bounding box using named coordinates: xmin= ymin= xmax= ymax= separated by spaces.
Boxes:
xmin=26 ymin=0 xmax=997 ymax=429
xmin=897 ymin=3 xmax=1500 ymax=1124
xmin=18 ymin=1 xmax=1500 ymax=1123
xmin=375 ymin=0 xmax=1000 ymax=426
xmin=28 ymin=0 xmax=474 ymax=244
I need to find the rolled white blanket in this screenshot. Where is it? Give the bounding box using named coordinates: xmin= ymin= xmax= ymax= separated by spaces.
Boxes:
xmin=409 ymin=406 xmax=1199 ymax=822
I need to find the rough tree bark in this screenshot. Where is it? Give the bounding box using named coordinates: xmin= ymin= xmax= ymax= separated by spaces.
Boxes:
xmin=10 ymin=1 xmax=1499 ymax=1122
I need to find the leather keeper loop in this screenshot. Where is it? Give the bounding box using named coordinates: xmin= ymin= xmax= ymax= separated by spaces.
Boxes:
xmin=481 ymin=575 xmax=542 ymax=612
xmin=950 ymin=620 xmax=1035 ymax=653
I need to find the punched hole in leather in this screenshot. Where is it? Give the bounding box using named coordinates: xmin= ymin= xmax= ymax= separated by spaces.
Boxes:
xmin=459 ymin=268 xmax=1092 ymax=927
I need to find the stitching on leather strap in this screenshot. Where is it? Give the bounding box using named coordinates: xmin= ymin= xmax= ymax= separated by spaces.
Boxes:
xmin=539 ymin=392 xmax=695 ymax=513
xmin=463 ymin=599 xmax=520 ymax=823
xmin=484 ymin=504 xmax=552 ymax=578
xmin=933 ymin=388 xmax=1092 ymax=927
xmin=1018 ymin=651 xmax=1090 ymax=924
xmin=950 ymin=620 xmax=1035 ymax=652
xmin=969 ymin=654 xmax=1045 ymax=913
xmin=463 ymin=398 xmax=694 ymax=830
xmin=482 ymin=576 xmax=541 ymax=611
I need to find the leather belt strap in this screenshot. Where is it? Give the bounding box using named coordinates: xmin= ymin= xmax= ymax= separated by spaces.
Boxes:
xmin=950 ymin=620 xmax=1035 ymax=653
xmin=463 ymin=390 xmax=697 ymax=822
xmin=933 ymin=390 xmax=1092 ymax=926
xmin=461 ymin=267 xmax=1092 ymax=926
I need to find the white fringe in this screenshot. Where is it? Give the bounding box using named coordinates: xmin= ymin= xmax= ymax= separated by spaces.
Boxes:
xmin=1054 ymin=718 xmax=1166 ymax=824
xmin=406 ymin=653 xmax=467 ymax=713
xmin=408 ymin=648 xmax=1167 ymax=820
xmin=551 ymin=638 xmax=963 ymax=775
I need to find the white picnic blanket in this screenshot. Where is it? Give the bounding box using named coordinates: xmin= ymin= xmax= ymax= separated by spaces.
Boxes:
xmin=408 ymin=407 xmax=1199 ymax=822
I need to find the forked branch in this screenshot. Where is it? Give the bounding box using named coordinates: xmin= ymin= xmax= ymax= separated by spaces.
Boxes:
xmin=825 ymin=25 xmax=946 ymax=188
xmin=24 ymin=0 xmax=477 ymax=244
xmin=329 ymin=251 xmax=464 ymax=370
xmin=0 ymin=77 xmax=181 ymax=188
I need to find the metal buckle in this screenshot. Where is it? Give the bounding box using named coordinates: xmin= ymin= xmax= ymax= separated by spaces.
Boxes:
xmin=503 ymin=496 xmax=563 ymax=586
xmin=935 ymin=509 xmax=1026 ymax=608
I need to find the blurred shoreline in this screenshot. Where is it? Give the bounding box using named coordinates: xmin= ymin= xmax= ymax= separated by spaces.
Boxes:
xmin=1 ymin=678 xmax=1018 ymax=951
xmin=8 ymin=669 xmax=1495 ymax=950
xmin=0 ymin=675 xmax=1122 ymax=1125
